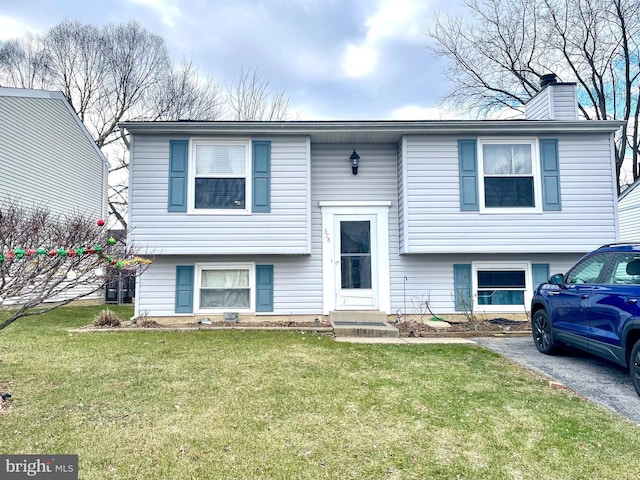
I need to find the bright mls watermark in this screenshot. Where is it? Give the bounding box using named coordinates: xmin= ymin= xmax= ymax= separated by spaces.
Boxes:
xmin=0 ymin=455 xmax=78 ymax=479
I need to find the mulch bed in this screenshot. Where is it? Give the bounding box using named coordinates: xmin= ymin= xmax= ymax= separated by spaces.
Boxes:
xmin=83 ymin=319 xmax=333 ymax=331
xmin=395 ymin=317 xmax=531 ymax=337
xmin=83 ymin=317 xmax=530 ymax=337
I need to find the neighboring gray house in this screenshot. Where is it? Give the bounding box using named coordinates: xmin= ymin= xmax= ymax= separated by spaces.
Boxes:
xmin=122 ymin=77 xmax=624 ymax=322
xmin=618 ymin=177 xmax=640 ymax=242
xmin=0 ymin=87 xmax=108 ymax=216
xmin=0 ymin=87 xmax=109 ymax=303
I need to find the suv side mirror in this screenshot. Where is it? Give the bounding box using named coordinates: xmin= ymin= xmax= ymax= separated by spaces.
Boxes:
xmin=550 ymin=273 xmax=565 ymax=286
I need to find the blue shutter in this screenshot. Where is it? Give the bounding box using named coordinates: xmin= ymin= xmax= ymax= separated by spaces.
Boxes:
xmin=168 ymin=140 xmax=188 ymax=212
xmin=540 ymin=139 xmax=561 ymax=211
xmin=532 ymin=263 xmax=550 ymax=289
xmin=175 ymin=265 xmax=194 ymax=313
xmin=458 ymin=139 xmax=479 ymax=211
xmin=453 ymin=264 xmax=472 ymax=311
xmin=255 ymin=264 xmax=274 ymax=312
xmin=252 ymin=140 xmax=271 ymax=213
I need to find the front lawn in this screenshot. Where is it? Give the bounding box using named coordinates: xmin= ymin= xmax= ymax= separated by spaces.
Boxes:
xmin=1 ymin=306 xmax=639 ymax=479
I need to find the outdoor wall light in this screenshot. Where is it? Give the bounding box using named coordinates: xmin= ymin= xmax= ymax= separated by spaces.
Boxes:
xmin=350 ymin=149 xmax=360 ymax=175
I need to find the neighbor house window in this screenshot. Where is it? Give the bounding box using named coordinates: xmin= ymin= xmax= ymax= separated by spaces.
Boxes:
xmin=473 ymin=262 xmax=531 ymax=311
xmin=478 ymin=140 xmax=540 ymax=211
xmin=191 ymin=140 xmax=250 ymax=211
xmin=196 ymin=264 xmax=253 ymax=311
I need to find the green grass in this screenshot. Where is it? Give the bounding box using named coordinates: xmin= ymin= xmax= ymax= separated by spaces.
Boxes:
xmin=1 ymin=306 xmax=639 ymax=479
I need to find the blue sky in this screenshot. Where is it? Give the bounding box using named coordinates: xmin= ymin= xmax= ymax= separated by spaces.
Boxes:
xmin=0 ymin=0 xmax=466 ymax=120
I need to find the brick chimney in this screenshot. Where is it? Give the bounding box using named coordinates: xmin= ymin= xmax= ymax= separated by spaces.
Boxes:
xmin=525 ymin=73 xmax=578 ymax=120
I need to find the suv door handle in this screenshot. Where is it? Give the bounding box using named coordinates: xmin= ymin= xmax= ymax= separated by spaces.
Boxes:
xmin=626 ymin=298 xmax=638 ymax=305
xmin=580 ymin=294 xmax=589 ymax=299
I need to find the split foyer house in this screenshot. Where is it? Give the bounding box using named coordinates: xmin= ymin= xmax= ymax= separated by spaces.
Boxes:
xmin=122 ymin=76 xmax=624 ymax=322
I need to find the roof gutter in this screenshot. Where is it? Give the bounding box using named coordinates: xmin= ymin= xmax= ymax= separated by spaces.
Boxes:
xmin=119 ymin=119 xmax=626 ymax=136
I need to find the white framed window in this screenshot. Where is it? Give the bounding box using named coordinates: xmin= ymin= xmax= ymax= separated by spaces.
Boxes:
xmin=478 ymin=139 xmax=542 ymax=213
xmin=189 ymin=139 xmax=251 ymax=213
xmin=195 ymin=263 xmax=255 ymax=312
xmin=472 ymin=262 xmax=532 ymax=312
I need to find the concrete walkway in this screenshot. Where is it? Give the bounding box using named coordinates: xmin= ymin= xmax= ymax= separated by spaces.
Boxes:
xmin=334 ymin=336 xmax=475 ymax=344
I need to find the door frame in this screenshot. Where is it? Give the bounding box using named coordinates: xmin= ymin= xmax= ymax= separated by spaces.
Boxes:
xmin=334 ymin=213 xmax=378 ymax=311
xmin=320 ymin=202 xmax=390 ymax=314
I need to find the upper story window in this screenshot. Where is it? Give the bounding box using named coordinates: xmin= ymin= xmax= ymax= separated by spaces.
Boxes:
xmin=478 ymin=139 xmax=541 ymax=213
xmin=191 ymin=139 xmax=251 ymax=213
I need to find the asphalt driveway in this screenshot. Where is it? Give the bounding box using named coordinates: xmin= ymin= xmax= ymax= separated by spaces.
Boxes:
xmin=473 ymin=336 xmax=640 ymax=424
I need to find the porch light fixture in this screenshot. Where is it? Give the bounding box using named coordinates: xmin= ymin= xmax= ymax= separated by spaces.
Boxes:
xmin=350 ymin=149 xmax=360 ymax=175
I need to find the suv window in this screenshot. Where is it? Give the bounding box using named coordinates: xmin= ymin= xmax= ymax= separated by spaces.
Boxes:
xmin=603 ymin=253 xmax=640 ymax=285
xmin=565 ymin=253 xmax=609 ymax=285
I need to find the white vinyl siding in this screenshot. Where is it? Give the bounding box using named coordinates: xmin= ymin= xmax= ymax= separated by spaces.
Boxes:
xmin=524 ymin=88 xmax=551 ymax=120
xmin=551 ymin=85 xmax=579 ymax=120
xmin=128 ymin=135 xmax=310 ymax=254
xmin=618 ymin=181 xmax=640 ymax=242
xmin=403 ymin=134 xmax=617 ymax=253
xmin=135 ymin=143 xmax=399 ymax=317
xmin=398 ymin=140 xmax=406 ymax=253
xmin=136 ymin=252 xmax=583 ymax=317
xmin=129 ymin=119 xmax=620 ymax=318
xmin=136 ymin=255 xmax=322 ymax=317
xmin=389 ymin=253 xmax=582 ymax=316
xmin=0 ymin=95 xmax=106 ymax=217
xmin=312 ymin=143 xmax=399 ymax=314
xmin=524 ymin=84 xmax=578 ymax=121
xmin=0 ymin=90 xmax=107 ymax=305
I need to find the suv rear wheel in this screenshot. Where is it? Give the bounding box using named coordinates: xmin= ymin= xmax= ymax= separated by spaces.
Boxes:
xmin=630 ymin=340 xmax=640 ymax=396
xmin=532 ymin=309 xmax=558 ymax=354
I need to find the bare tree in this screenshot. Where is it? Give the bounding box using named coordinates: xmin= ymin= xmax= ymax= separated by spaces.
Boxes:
xmin=1 ymin=21 xmax=294 ymax=228
xmin=0 ymin=33 xmax=51 ymax=88
xmin=429 ymin=0 xmax=640 ymax=192
xmin=0 ymin=20 xmax=225 ymax=229
xmin=226 ymin=68 xmax=292 ymax=121
xmin=46 ymin=21 xmax=105 ymax=125
xmin=0 ymin=200 xmax=149 ymax=330
xmin=150 ymin=59 xmax=225 ymax=123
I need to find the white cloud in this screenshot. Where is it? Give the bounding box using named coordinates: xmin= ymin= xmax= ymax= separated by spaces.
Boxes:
xmin=340 ymin=0 xmax=434 ymax=78
xmin=390 ymin=104 xmax=464 ymax=120
xmin=341 ymin=44 xmax=378 ymax=78
xmin=0 ymin=15 xmax=32 ymax=39
xmin=129 ymin=0 xmax=181 ymax=28
xmin=365 ymin=0 xmax=429 ymax=42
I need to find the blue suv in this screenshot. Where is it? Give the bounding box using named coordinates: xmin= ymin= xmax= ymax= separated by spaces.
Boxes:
xmin=530 ymin=243 xmax=640 ymax=396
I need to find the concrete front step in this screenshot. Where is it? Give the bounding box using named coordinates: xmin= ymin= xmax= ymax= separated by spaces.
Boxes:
xmin=329 ymin=311 xmax=399 ymax=338
xmin=329 ymin=310 xmax=389 ymax=323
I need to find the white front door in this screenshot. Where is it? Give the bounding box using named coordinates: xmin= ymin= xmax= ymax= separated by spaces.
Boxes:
xmin=335 ymin=215 xmax=378 ymax=310
xmin=320 ymin=203 xmax=391 ymax=314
